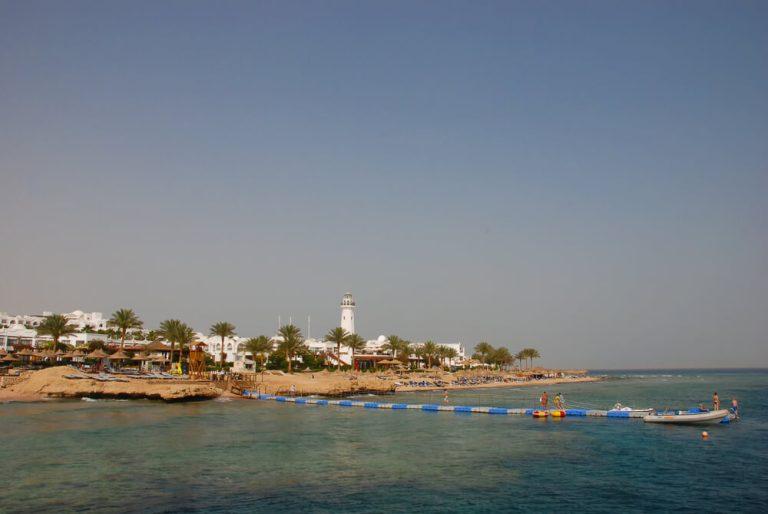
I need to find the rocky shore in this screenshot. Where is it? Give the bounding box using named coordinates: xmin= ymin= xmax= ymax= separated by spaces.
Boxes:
xmin=0 ymin=367 xmax=221 ymax=402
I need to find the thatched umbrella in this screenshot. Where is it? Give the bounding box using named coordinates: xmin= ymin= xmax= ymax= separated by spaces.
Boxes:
xmin=0 ymin=348 xmax=7 ymax=356
xmin=108 ymin=350 xmax=130 ymax=361
xmin=2 ymin=354 xmax=19 ymax=363
xmin=87 ymin=348 xmax=109 ymax=359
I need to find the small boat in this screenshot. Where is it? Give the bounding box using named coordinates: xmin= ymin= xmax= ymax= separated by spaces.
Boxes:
xmin=643 ymin=409 xmax=730 ymax=424
xmin=609 ymin=403 xmax=653 ymax=414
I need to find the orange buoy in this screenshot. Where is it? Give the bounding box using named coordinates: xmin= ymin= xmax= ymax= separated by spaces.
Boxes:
xmin=702 ymin=431 xmax=709 ymax=440
xmin=532 ymin=410 xmax=549 ymax=418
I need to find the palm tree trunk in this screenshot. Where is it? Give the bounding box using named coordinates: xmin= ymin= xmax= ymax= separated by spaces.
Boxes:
xmin=337 ymin=342 xmax=341 ymax=371
xmin=120 ymin=329 xmax=126 ymax=350
xmin=220 ymin=336 xmax=226 ymax=368
xmin=286 ymin=350 xmax=292 ymax=373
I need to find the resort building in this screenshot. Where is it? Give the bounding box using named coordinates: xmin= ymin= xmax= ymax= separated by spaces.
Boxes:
xmin=0 ymin=310 xmax=109 ymax=331
xmin=0 ymin=325 xmax=109 ymax=350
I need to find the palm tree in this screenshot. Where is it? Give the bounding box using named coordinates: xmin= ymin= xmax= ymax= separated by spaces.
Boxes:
xmin=210 ymin=321 xmax=236 ymax=367
xmin=175 ymin=323 xmax=196 ymax=366
xmin=436 ymin=346 xmax=449 ymax=367
xmin=421 ymin=341 xmax=438 ymax=368
xmin=474 ymin=341 xmax=494 ymax=364
xmin=108 ymin=308 xmax=143 ymax=350
xmin=277 ymin=324 xmax=305 ymax=373
xmin=36 ymin=314 xmax=77 ymax=352
xmin=445 ymin=346 xmax=458 ymax=367
xmin=397 ymin=342 xmax=412 ymax=365
xmin=324 ymin=327 xmax=350 ymax=370
xmin=491 ymin=347 xmax=512 ymax=369
xmin=382 ymin=335 xmax=405 ymax=358
xmin=245 ymin=335 xmax=273 ymax=370
xmin=527 ymin=348 xmax=541 ymax=368
xmin=346 ymin=333 xmax=367 ymax=370
xmin=158 ymin=319 xmax=182 ymax=364
xmin=515 ymin=350 xmax=526 ymax=369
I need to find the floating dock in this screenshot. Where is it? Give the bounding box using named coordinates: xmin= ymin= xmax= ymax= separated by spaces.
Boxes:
xmin=241 ymin=391 xmax=650 ymax=418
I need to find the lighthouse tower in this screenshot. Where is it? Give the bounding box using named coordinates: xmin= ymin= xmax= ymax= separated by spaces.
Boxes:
xmin=340 ymin=293 xmax=356 ymax=334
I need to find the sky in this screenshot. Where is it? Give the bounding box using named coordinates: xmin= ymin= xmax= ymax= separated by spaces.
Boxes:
xmin=1 ymin=1 xmax=766 ymax=368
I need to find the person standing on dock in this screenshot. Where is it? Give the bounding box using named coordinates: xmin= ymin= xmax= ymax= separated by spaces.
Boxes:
xmin=554 ymin=393 xmax=563 ymax=410
xmin=540 ymin=391 xmax=549 ymax=409
xmin=713 ymin=392 xmax=720 ymax=411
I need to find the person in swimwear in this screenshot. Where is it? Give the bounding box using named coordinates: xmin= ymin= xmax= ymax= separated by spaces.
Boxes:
xmin=713 ymin=391 xmax=720 ymax=411
xmin=553 ymin=393 xmax=563 ymax=410
xmin=540 ymin=391 xmax=548 ymax=409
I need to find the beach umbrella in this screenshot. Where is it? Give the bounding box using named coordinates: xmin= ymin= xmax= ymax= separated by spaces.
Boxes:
xmin=0 ymin=348 xmax=7 ymax=356
xmin=2 ymin=354 xmax=19 ymax=362
xmin=87 ymin=349 xmax=109 ymax=359
xmin=144 ymin=341 xmax=171 ymax=352
xmin=15 ymin=349 xmax=35 ymax=357
xmin=108 ymin=350 xmax=131 ymax=360
xmin=132 ymin=353 xmax=152 ymax=361
xmin=72 ymin=349 xmax=86 ymax=357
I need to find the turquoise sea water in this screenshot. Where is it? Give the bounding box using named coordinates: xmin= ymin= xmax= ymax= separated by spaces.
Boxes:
xmin=1 ymin=369 xmax=767 ymax=513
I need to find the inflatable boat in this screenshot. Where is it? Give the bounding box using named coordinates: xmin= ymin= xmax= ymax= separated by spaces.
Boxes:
xmin=643 ymin=409 xmax=730 ymax=424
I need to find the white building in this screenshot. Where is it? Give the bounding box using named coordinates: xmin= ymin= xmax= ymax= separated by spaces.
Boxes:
xmin=0 ymin=325 xmax=109 ymax=350
xmin=0 ymin=310 xmax=109 ymax=331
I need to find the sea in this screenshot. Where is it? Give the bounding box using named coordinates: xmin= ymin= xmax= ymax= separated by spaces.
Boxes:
xmin=1 ymin=369 xmax=766 ymax=513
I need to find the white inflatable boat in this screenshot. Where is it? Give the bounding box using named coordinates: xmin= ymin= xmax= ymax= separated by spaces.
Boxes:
xmin=643 ymin=409 xmax=730 ymax=424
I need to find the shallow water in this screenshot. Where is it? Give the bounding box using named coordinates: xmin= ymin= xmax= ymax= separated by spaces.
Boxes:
xmin=2 ymin=369 xmax=766 ymax=513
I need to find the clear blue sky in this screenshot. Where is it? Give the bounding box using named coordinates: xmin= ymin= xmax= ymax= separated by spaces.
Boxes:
xmin=1 ymin=1 xmax=766 ymax=368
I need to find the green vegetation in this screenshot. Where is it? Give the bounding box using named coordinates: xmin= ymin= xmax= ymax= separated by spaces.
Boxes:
xmin=324 ymin=327 xmax=350 ymax=371
xmin=346 ymin=333 xmax=367 ymax=367
xmin=245 ymin=335 xmax=273 ymax=370
xmin=158 ymin=319 xmax=183 ymax=364
xmin=108 ymin=308 xmax=143 ymax=350
xmin=472 ymin=342 xmax=541 ymax=369
xmin=277 ymin=324 xmax=306 ymax=373
xmin=210 ymin=321 xmax=236 ymax=366
xmin=36 ymin=314 xmax=77 ymax=351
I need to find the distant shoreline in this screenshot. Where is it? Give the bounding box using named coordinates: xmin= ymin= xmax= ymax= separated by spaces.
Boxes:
xmin=395 ymin=375 xmax=602 ymax=393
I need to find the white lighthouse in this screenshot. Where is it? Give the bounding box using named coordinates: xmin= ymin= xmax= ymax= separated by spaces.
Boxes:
xmin=340 ymin=292 xmax=356 ymax=334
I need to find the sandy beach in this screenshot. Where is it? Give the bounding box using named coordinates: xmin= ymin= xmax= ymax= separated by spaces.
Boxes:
xmin=242 ymin=369 xmax=600 ymax=396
